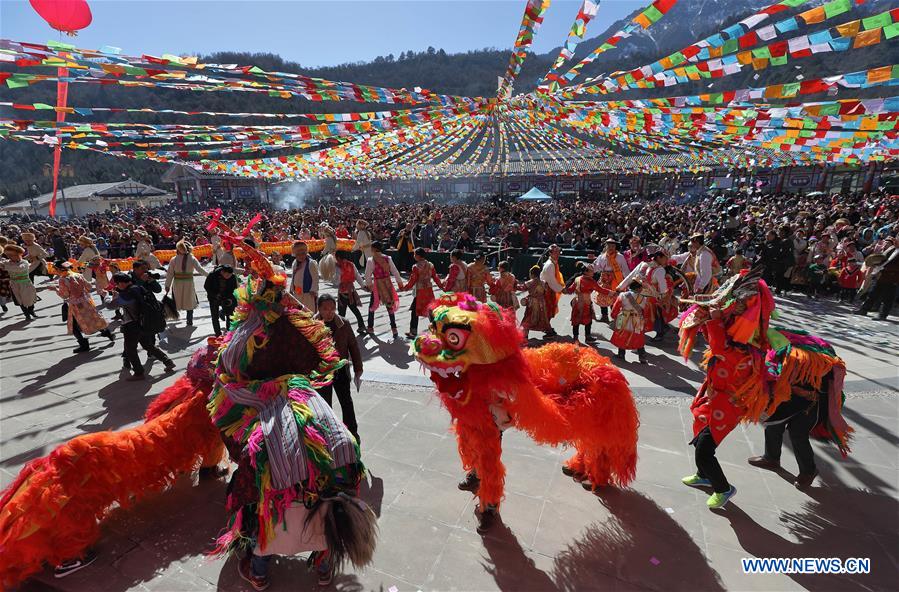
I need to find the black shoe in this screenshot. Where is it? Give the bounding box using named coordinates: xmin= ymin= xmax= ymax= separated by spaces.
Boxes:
xmin=163 ymin=361 xmax=176 ymax=372
xmin=104 ymin=331 xmax=115 ymax=342
xmin=585 ymin=335 xmax=597 ymax=343
xmin=853 ymin=309 xmax=867 ymax=316
xmin=55 ymin=550 xmax=98 ymax=578
xmin=545 ymin=329 xmax=558 ymax=337
xmin=357 ymin=326 xmax=367 ymax=336
xmin=476 ymin=507 xmax=496 ymax=534
xmin=638 ymin=355 xmax=648 ymax=364
xmin=747 ymin=456 xmax=781 ymax=471
xmin=794 ymin=469 xmax=818 ymax=490
xmin=458 ymin=473 xmax=480 ymax=492
xmin=72 ymin=345 xmax=90 ymax=353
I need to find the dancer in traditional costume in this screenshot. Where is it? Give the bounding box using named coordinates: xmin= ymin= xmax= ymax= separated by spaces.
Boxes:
xmin=618 ymin=247 xmax=674 ymax=341
xmin=671 ymin=233 xmax=719 ymax=296
xmin=444 ymin=249 xmax=469 ymax=293
xmin=76 ymin=236 xmax=103 ymax=297
xmin=540 ymin=244 xmax=565 ymax=337
xmin=467 ymin=252 xmax=491 ymax=303
xmin=678 ymin=269 xmax=852 ymax=508
xmin=364 ymin=241 xmax=402 ymax=339
xmin=402 ymin=247 xmax=443 ymax=339
xmin=610 ymin=281 xmax=648 ymax=363
xmin=21 ymin=232 xmax=49 ymax=282
xmin=1 ymin=244 xmax=40 ymax=319
xmin=134 ymin=230 xmax=161 ymax=270
xmin=0 ymin=236 xmax=13 ymax=313
xmin=352 ymin=219 xmax=373 ymax=268
xmin=564 ymin=262 xmax=605 ymax=343
xmin=490 ymin=261 xmax=518 ymax=310
xmin=53 ymin=261 xmax=115 ymax=352
xmin=592 ymin=238 xmax=629 ymax=322
xmin=207 ymin=245 xmax=377 ymax=589
xmin=318 ymin=222 xmax=338 ymax=282
xmin=520 ymin=266 xmax=552 ymax=338
xmin=830 ymin=243 xmax=864 ymax=303
xmin=336 ymin=250 xmax=367 ymax=334
xmin=290 ymin=240 xmax=320 ymax=313
xmin=165 ymin=240 xmax=208 ymax=326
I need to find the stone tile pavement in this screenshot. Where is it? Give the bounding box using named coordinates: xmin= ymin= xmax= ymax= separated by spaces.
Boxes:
xmin=1 ymin=277 xmax=897 ymax=591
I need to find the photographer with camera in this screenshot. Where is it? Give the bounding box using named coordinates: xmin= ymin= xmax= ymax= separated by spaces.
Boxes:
xmin=131 ymin=259 xmax=163 ymax=293
xmin=110 ymin=272 xmax=175 ymax=381
xmin=204 ymin=264 xmax=238 ymax=337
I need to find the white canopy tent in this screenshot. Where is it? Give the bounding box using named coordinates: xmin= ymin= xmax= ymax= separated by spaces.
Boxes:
xmin=517 ymin=187 xmax=552 ymax=201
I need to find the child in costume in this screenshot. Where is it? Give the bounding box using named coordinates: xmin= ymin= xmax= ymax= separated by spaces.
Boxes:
xmin=831 ymin=250 xmax=864 ymax=303
xmin=490 ymin=260 xmax=518 ymax=311
xmin=610 ymin=281 xmax=649 ymax=363
xmin=467 ymin=252 xmax=490 ymax=303
xmin=444 ymin=249 xmax=469 ymax=293
xmin=401 ymin=247 xmax=443 ymax=339
xmin=520 ymin=265 xmax=552 ymax=338
xmin=335 ymin=250 xmax=367 ymax=334
xmin=564 ymin=262 xmax=605 ymax=343
xmin=678 ymin=269 xmax=852 ymax=509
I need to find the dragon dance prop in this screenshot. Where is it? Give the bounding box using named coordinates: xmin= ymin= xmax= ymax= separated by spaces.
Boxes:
xmin=44 ymin=238 xmax=356 ymax=274
xmin=678 ymin=268 xmax=852 ymax=455
xmin=412 ymin=293 xmax=640 ymax=513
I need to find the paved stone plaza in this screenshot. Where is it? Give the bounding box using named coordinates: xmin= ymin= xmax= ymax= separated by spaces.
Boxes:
xmin=1 ymin=277 xmax=897 ymax=591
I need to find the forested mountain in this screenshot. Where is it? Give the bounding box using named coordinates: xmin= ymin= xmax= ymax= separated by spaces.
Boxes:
xmin=1 ymin=0 xmax=896 ymax=202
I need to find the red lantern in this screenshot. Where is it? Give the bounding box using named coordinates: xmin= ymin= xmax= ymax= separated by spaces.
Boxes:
xmin=29 ymin=0 xmax=92 ymax=35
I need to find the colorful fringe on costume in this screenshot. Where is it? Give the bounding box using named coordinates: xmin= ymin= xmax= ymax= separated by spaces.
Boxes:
xmin=0 ymin=344 xmax=224 ymax=590
xmin=678 ymin=269 xmax=853 ymax=456
xmin=207 ymin=274 xmax=364 ymax=558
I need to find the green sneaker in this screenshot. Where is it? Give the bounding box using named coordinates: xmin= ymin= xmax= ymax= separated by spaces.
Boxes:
xmin=681 ymin=474 xmax=712 ymax=488
xmin=706 ymin=486 xmax=737 ymax=510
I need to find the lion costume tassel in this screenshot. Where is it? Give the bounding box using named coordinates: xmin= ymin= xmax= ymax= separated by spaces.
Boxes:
xmin=412 ymin=293 xmax=639 ymax=529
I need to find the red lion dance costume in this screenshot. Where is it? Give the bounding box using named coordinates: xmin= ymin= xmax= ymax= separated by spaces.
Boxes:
xmin=412 ymin=293 xmax=639 ymax=531
xmin=678 ymin=268 xmax=852 ymax=509
xmin=0 ymin=238 xmax=377 ymax=590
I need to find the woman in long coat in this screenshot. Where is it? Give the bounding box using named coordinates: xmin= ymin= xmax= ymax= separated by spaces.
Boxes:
xmin=165 ymin=240 xmax=208 ymax=326
xmin=55 ymin=262 xmax=114 ymax=351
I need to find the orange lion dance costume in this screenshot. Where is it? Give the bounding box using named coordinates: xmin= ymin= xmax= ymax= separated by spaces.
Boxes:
xmin=0 ymin=341 xmax=225 ymax=590
xmin=412 ymin=293 xmax=639 ymax=530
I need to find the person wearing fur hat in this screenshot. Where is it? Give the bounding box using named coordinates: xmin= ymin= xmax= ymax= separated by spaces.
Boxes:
xmin=165 ymin=240 xmax=208 ymax=326
xmin=134 ymin=230 xmax=161 ymax=270
xmin=21 ymin=232 xmax=49 ymax=282
xmin=53 ymin=261 xmax=115 ymax=352
xmin=1 ymin=244 xmax=40 ymax=319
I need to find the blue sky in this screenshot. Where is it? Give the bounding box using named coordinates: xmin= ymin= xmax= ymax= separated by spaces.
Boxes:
xmin=1 ymin=0 xmax=645 ymax=67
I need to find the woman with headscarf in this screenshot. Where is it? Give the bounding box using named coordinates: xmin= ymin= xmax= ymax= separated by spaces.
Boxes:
xmin=165 ymin=240 xmax=208 ymax=326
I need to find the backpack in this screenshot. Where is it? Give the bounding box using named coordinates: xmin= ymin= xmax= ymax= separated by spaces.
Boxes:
xmin=137 ymin=286 xmax=166 ymax=334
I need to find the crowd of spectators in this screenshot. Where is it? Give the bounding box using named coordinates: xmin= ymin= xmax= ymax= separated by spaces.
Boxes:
xmin=1 ymin=188 xmax=896 ymax=307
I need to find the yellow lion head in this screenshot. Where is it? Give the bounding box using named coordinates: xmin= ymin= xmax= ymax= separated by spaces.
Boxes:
xmin=412 ymin=293 xmax=522 ymax=405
